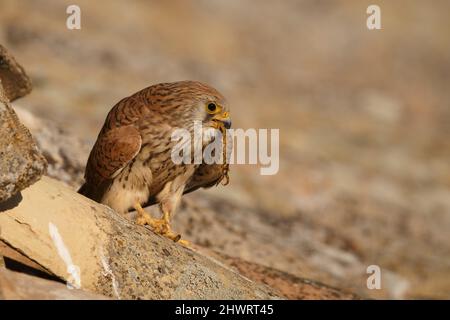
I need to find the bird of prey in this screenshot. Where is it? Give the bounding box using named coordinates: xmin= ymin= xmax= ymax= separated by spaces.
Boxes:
xmin=78 ymin=81 xmax=232 ymax=244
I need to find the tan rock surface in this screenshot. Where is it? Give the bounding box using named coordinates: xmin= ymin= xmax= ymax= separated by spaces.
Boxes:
xmin=194 ymin=248 xmax=359 ymax=300
xmin=0 ymin=268 xmax=109 ymax=300
xmin=0 ymin=176 xmax=281 ymax=300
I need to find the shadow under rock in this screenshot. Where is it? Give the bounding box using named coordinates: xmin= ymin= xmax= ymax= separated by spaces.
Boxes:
xmin=0 ymin=192 xmax=22 ymax=212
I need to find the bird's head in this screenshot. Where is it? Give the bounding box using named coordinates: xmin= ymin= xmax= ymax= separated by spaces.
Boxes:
xmin=183 ymin=81 xmax=231 ymax=132
xmin=149 ymin=81 xmax=231 ymax=132
xmin=202 ymin=101 xmax=232 ymax=131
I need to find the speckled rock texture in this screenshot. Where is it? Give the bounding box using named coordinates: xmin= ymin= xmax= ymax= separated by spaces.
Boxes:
xmin=0 ymin=176 xmax=281 ymax=300
xmin=0 ymin=44 xmax=32 ymax=101
xmin=207 ymin=252 xmax=359 ymax=300
xmin=0 ymin=85 xmax=47 ymax=202
xmin=0 ymin=45 xmax=47 ymax=202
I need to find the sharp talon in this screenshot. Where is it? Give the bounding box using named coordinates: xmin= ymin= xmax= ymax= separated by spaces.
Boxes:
xmin=134 ymin=204 xmax=186 ymax=245
xmin=136 ymin=218 xmax=146 ymax=226
xmin=178 ymin=239 xmax=190 ymax=247
xmin=216 ymin=165 xmax=230 ymax=186
xmin=221 ymin=170 xmax=230 ymax=186
xmin=135 ymin=212 xmax=153 ymax=226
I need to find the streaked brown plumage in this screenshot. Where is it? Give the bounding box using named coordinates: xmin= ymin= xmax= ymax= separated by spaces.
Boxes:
xmin=79 ymin=81 xmax=232 ymax=243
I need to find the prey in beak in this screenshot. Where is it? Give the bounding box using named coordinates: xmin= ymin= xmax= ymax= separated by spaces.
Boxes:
xmin=212 ymin=111 xmax=232 ymax=129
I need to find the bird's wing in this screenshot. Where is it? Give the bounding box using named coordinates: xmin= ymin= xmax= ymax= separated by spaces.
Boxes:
xmin=85 ymin=125 xmax=142 ymax=184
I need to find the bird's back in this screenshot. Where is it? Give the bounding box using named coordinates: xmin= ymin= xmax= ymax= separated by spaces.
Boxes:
xmin=79 ymin=81 xmax=231 ymax=213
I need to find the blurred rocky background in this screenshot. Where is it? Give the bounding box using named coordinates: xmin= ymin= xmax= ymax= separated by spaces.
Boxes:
xmin=1 ymin=0 xmax=449 ymax=299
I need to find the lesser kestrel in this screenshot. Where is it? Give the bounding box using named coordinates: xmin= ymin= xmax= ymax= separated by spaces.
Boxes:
xmin=78 ymin=81 xmax=232 ymax=244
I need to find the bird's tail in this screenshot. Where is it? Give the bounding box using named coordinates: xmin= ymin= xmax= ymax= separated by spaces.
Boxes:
xmin=77 ymin=182 xmax=89 ymax=196
xmin=78 ymin=181 xmax=108 ymax=203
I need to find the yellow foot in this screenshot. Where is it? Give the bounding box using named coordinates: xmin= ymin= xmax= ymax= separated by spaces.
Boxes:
xmin=178 ymin=239 xmax=191 ymax=247
xmin=134 ymin=203 xmax=188 ymax=245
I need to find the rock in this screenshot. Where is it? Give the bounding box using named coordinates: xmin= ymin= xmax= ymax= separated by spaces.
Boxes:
xmin=0 ymin=44 xmax=32 ymax=102
xmin=0 ymin=44 xmax=46 ymax=202
xmin=0 ymin=85 xmax=47 ymax=202
xmin=0 ymin=176 xmax=281 ymax=299
xmin=0 ymin=267 xmax=109 ymax=300
xmin=209 ymin=252 xmax=359 ymax=300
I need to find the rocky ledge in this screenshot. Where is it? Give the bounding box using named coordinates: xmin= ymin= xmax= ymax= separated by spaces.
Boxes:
xmin=0 ymin=44 xmax=357 ymax=300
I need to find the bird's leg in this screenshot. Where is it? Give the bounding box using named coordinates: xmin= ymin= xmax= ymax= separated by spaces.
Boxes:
xmin=157 ymin=208 xmax=190 ymax=246
xmin=133 ymin=203 xmax=166 ymax=231
xmin=158 ymin=209 xmax=183 ymax=243
xmin=133 ymin=202 xmax=186 ymax=245
xmin=134 ymin=202 xmax=160 ymax=227
xmin=155 ymin=180 xmax=191 ymax=246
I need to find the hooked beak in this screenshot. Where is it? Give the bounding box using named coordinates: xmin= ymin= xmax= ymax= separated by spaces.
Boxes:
xmin=213 ymin=111 xmax=232 ymax=129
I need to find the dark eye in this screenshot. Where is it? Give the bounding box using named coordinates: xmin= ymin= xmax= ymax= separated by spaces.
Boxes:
xmin=207 ymin=103 xmax=217 ymax=112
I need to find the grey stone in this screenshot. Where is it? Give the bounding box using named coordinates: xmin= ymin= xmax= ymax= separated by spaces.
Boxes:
xmin=0 ymin=44 xmax=32 ymax=102
xmin=0 ymin=45 xmax=47 ymax=202
xmin=0 ymin=85 xmax=47 ymax=202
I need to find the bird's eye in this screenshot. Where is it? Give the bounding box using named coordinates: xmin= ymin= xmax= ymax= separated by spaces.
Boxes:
xmin=207 ymin=103 xmax=217 ymax=113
